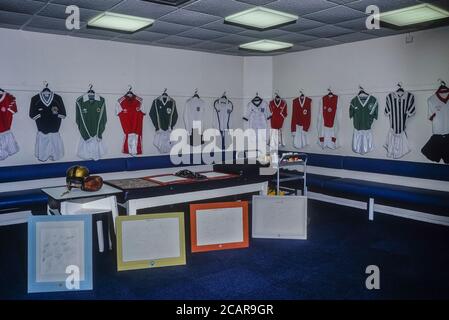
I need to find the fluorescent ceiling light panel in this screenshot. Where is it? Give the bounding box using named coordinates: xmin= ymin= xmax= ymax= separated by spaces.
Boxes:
xmin=240 ymin=40 xmax=293 ymax=52
xmin=380 ymin=3 xmax=449 ymax=26
xmin=88 ymin=12 xmax=154 ymax=33
xmin=225 ymin=7 xmax=298 ymax=30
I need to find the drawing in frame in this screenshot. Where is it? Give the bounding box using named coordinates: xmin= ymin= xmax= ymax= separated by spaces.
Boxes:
xmin=116 ymin=212 xmax=186 ymax=271
xmin=27 ymin=215 xmax=93 ymax=293
xmin=190 ymin=201 xmax=249 ymax=253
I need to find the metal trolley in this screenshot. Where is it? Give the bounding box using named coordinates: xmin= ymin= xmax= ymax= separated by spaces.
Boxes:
xmin=275 ymin=152 xmax=308 ymax=196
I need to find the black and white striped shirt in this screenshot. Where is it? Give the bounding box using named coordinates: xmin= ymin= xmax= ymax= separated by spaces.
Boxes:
xmin=385 ymin=91 xmax=416 ymax=134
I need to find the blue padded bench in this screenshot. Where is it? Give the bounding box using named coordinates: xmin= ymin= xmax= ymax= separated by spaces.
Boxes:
xmin=279 ymin=151 xmax=449 ymax=218
xmin=0 ymin=153 xmax=220 ymax=211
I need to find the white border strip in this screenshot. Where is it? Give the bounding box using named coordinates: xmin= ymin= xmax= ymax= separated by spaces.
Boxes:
xmin=0 ymin=211 xmax=31 ymax=226
xmin=308 ymin=191 xmax=449 ymax=227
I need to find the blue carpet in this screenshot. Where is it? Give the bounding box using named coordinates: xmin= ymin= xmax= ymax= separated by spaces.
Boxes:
xmin=1 ymin=200 xmax=448 ymax=300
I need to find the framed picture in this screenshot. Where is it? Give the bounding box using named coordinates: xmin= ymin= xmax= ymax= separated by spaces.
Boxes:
xmin=116 ymin=212 xmax=186 ymax=271
xmin=190 ymin=201 xmax=249 ymax=253
xmin=252 ymin=196 xmax=307 ymax=240
xmin=28 ymin=215 xmax=93 ymax=293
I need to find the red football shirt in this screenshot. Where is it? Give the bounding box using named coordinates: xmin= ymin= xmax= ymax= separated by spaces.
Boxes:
xmin=291 ymin=96 xmax=312 ymax=132
xmin=269 ymin=99 xmax=288 ymax=129
xmin=0 ymin=92 xmax=17 ymax=133
xmin=117 ymin=95 xmax=145 ymax=154
xmin=322 ymin=95 xmax=338 ymax=128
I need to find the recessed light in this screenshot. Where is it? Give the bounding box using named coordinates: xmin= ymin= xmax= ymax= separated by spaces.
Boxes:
xmin=87 ymin=12 xmax=154 ymax=33
xmin=225 ymin=7 xmax=298 ymax=30
xmin=380 ymin=3 xmax=449 ymax=26
xmin=239 ymin=40 xmax=293 ymax=52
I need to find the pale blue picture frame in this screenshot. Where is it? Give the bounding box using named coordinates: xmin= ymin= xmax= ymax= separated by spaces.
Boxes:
xmin=28 ymin=215 xmax=93 ymax=293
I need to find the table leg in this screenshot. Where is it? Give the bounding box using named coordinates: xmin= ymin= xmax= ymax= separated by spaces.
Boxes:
xmin=96 ymin=220 xmax=104 ymax=253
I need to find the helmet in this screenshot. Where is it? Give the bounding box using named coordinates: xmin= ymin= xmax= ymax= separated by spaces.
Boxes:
xmin=66 ymin=165 xmax=89 ymax=190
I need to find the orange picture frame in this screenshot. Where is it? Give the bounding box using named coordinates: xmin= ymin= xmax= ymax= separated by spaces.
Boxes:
xmin=190 ymin=201 xmax=249 ymax=253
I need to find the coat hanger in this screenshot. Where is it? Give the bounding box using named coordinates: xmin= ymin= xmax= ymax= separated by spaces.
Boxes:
xmin=87 ymin=84 xmax=95 ymax=94
xmin=299 ymin=89 xmax=305 ymax=99
xmin=252 ymin=92 xmax=262 ymax=105
xmin=437 ymin=79 xmax=448 ymax=92
xmin=126 ymin=85 xmax=134 ymax=97
xmin=41 ymin=81 xmax=51 ymax=93
xmin=162 ymin=88 xmax=168 ymax=97
xmin=221 ymin=91 xmax=228 ymax=100
xmin=0 ymin=87 xmax=4 ymax=93
xmin=327 ymin=87 xmax=334 ymax=97
xmin=193 ymin=88 xmax=200 ymax=99
xmin=358 ymin=85 xmax=369 ymax=97
xmin=396 ymin=82 xmax=404 ymax=93
xmin=274 ymin=90 xmax=281 ymax=102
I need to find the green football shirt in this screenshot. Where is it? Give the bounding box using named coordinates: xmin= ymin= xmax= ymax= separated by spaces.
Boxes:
xmin=349 ymin=95 xmax=378 ymax=131
xmin=76 ymin=94 xmax=107 ymax=140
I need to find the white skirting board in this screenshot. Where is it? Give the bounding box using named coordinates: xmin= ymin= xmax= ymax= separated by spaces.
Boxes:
xmin=308 ymin=191 xmax=449 ymax=227
xmin=0 ymin=211 xmax=31 ymax=226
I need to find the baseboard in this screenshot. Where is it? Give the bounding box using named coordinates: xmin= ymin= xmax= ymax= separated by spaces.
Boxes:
xmin=308 ymin=191 xmax=449 ymax=227
xmin=0 ymin=211 xmax=31 ymax=226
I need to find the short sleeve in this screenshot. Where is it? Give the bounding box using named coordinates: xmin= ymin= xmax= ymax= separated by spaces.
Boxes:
xmin=57 ymin=95 xmax=67 ymax=118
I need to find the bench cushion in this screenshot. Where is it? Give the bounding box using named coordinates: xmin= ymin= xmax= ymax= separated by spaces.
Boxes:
xmin=323 ymin=178 xmax=449 ymax=216
xmin=343 ymin=156 xmax=449 ymax=182
xmin=0 ymin=189 xmax=47 ymax=210
xmin=0 ymin=158 xmax=128 ymax=183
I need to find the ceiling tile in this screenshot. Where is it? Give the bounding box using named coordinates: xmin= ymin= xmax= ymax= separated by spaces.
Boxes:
xmin=214 ymin=34 xmax=256 ymax=45
xmin=275 ymin=32 xmax=318 ymax=43
xmin=280 ymin=17 xmax=326 ymax=32
xmin=0 ymin=10 xmax=32 ymax=27
xmin=191 ymin=40 xmax=234 ymax=50
xmin=234 ymin=0 xmax=278 ymax=5
xmin=178 ymin=27 xmax=227 ymax=40
xmin=159 ymin=8 xmax=221 ymax=26
xmin=146 ymin=20 xmax=191 ymax=34
xmin=0 ymin=0 xmax=46 ymax=15
xmin=336 ymin=17 xmax=368 ymax=31
xmin=302 ymin=25 xmax=353 ymax=38
xmin=304 ymin=5 xmax=367 ymax=24
xmin=289 ymin=44 xmax=313 ymax=52
xmin=327 ymin=0 xmax=357 ymax=4
xmin=237 ymin=28 xmax=293 ymax=39
xmin=23 ymin=15 xmax=70 ymax=32
xmin=346 ymin=0 xmax=423 ymax=12
xmin=110 ymin=0 xmax=177 ymax=19
xmin=37 ymin=3 xmax=101 ymax=21
xmin=183 ymin=0 xmax=252 ymax=18
xmin=330 ymin=32 xmax=378 ymax=43
xmin=49 ymin=0 xmax=122 ymax=11
xmin=301 ymin=38 xmax=342 ymax=48
xmin=201 ymin=19 xmax=247 ymax=33
xmin=117 ymin=30 xmax=168 ymax=42
xmin=265 ymin=0 xmax=338 ymax=16
xmin=154 ymin=35 xmax=203 ymax=46
xmin=72 ymin=25 xmax=122 ymax=38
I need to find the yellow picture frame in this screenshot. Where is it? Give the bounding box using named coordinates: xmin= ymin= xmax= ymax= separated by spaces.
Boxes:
xmin=116 ymin=212 xmax=186 ymax=271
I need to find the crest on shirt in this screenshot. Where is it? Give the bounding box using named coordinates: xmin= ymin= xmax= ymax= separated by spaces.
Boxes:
xmin=0 ymin=107 xmax=6 ymax=112
xmin=261 ymin=108 xmax=265 ymax=112
xmin=51 ymin=106 xmax=59 ymax=115
xmin=196 ymin=107 xmax=200 ymax=112
xmin=82 ymin=108 xmax=88 ymax=114
xmin=303 ymin=110 xmax=308 ymax=115
xmin=167 ymin=108 xmax=172 ymax=114
xmin=97 ymin=108 xmax=101 ymax=113
xmin=327 ymin=107 xmax=333 ymax=113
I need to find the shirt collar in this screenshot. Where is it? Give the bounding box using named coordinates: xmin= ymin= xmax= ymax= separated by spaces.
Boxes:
xmin=83 ymin=94 xmax=101 ymax=102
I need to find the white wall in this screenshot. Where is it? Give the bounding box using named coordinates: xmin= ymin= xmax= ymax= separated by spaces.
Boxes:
xmin=273 ymin=26 xmax=449 ymax=165
xmin=0 ymin=28 xmax=246 ymax=167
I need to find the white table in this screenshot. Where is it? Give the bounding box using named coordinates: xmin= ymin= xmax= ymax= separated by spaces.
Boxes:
xmin=42 ymin=185 xmax=122 ymax=252
xmin=121 ymin=181 xmax=269 ymax=216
